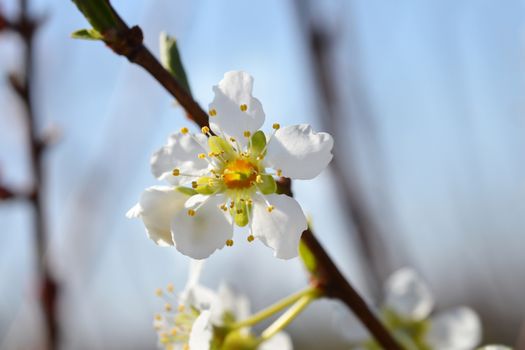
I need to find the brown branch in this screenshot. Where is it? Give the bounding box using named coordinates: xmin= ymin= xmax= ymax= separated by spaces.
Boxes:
xmin=4 ymin=1 xmax=59 ymax=349
xmin=73 ymin=3 xmax=402 ymax=349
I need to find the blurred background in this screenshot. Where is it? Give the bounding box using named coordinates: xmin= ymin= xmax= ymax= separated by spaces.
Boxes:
xmin=1 ymin=0 xmax=525 ymax=349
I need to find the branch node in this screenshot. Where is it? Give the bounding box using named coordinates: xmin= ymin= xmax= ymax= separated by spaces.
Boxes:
xmin=104 ymin=25 xmax=144 ymax=61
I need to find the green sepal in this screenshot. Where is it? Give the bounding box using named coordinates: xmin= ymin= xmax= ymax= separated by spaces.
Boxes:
xmin=175 ymin=186 xmax=197 ymax=196
xmin=257 ymin=174 xmax=276 ymax=194
xmin=249 ymin=130 xmax=266 ymax=158
xmin=232 ymin=200 xmax=249 ymax=227
xmin=221 ymin=332 xmax=259 ymax=350
xmin=160 ymin=32 xmax=192 ymax=95
xmin=71 ymin=28 xmax=103 ymax=40
xmin=298 ymin=239 xmax=317 ymax=275
xmin=209 ymin=136 xmax=236 ymax=161
xmin=195 ymin=177 xmax=221 ymax=195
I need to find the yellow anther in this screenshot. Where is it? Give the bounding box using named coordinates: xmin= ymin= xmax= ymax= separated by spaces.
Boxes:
xmin=256 ymin=175 xmax=263 ymax=183
xmin=272 ymin=123 xmax=280 ymax=130
xmin=187 ymin=209 xmax=196 ymax=216
xmin=240 ymin=104 xmax=248 ymax=112
xmin=167 ymin=283 xmax=174 ymax=293
xmin=170 ymin=328 xmax=178 ymax=336
xmin=229 ymin=137 xmax=236 ymax=143
xmin=160 ymin=336 xmax=170 ymax=344
xmin=155 ymin=288 xmax=163 ymax=297
xmin=198 ymin=153 xmax=206 ymax=159
xmin=220 ymin=204 xmax=228 ymax=211
xmin=267 ymin=205 xmax=275 ymax=213
xmin=178 ymin=304 xmax=185 ymax=312
xmin=247 ymin=199 xmax=253 ymax=206
xmin=154 ymin=314 xmax=162 ymax=321
xmin=247 ymin=235 xmax=255 ymax=242
xmin=191 ymin=181 xmax=198 ymax=189
xmin=229 ymin=201 xmax=235 ymax=209
xmin=167 ymin=345 xmax=175 ymax=350
xmin=201 ymin=126 xmax=210 ymax=134
xmin=183 ymin=344 xmax=190 ymax=350
xmin=180 ymin=127 xmax=189 ymax=134
xmin=172 ymin=168 xmax=180 ymax=176
xmin=276 ymin=169 xmax=282 ymax=177
xmin=165 ymin=303 xmax=172 ymax=312
xmin=236 ymin=208 xmax=243 ymax=214
xmin=209 ymin=108 xmax=217 ymax=116
xmin=243 ymin=130 xmax=251 ymax=138
xmin=226 ymin=239 xmax=234 ymax=247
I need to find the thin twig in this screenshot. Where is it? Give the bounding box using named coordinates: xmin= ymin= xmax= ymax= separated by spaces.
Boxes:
xmin=5 ymin=1 xmax=59 ymax=349
xmin=72 ymin=3 xmax=403 ymax=348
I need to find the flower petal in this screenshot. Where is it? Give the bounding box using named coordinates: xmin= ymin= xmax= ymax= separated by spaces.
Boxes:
xmin=251 ymin=194 xmax=307 ymax=259
xmin=426 ymin=307 xmax=481 ymax=350
xmin=259 ymin=332 xmax=293 ymax=350
xmin=189 ymin=310 xmax=213 ymax=350
xmin=208 ymin=71 xmax=265 ymax=142
xmin=150 ymin=132 xmax=209 ymax=185
xmin=265 ymin=124 xmax=333 ymax=180
xmin=210 ymin=283 xmax=251 ymax=325
xmin=127 ymin=186 xmax=187 ymax=246
xmin=171 ymin=194 xmax=232 ymax=259
xmin=384 ymin=268 xmax=434 ymax=321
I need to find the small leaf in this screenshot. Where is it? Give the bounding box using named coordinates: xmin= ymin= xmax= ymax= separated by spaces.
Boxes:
xmin=71 ymin=28 xmax=103 ymax=40
xmin=299 ymin=239 xmax=317 ymax=275
xmin=160 ymin=32 xmax=192 ymax=95
xmin=71 ymin=0 xmax=119 ymax=33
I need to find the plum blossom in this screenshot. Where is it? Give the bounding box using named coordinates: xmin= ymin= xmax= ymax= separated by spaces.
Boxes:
xmin=340 ymin=268 xmax=482 ymax=350
xmin=128 ymin=70 xmax=333 ymax=260
xmin=153 ymin=260 xmax=292 ymax=350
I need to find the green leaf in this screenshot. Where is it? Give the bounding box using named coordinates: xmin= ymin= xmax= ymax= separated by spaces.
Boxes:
xmin=249 ymin=130 xmax=266 ymax=157
xmin=257 ymin=174 xmax=276 ymax=195
xmin=298 ymin=240 xmax=317 ymax=275
xmin=71 ymin=28 xmax=103 ymax=40
xmin=160 ymin=32 xmax=192 ymax=95
xmin=71 ymin=0 xmax=119 ymax=33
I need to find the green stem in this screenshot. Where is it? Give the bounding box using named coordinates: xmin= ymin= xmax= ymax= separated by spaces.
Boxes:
xmin=261 ymin=292 xmax=318 ymax=341
xmin=231 ymin=286 xmax=318 ymax=330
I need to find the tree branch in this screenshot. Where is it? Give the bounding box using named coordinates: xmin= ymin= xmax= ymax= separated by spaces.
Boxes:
xmin=71 ymin=2 xmax=403 ymax=348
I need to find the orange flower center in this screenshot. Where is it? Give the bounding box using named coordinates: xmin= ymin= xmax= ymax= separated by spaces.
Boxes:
xmin=222 ymin=159 xmax=258 ymax=189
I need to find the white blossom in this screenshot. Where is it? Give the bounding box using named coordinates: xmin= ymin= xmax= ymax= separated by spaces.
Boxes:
xmin=129 ymin=70 xmax=333 ymax=260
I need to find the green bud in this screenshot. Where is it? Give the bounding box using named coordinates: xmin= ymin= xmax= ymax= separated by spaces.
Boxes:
xmin=160 ymin=32 xmax=192 ymax=95
xmin=71 ymin=28 xmax=103 ymax=40
xmin=299 ymin=239 xmax=317 ymax=275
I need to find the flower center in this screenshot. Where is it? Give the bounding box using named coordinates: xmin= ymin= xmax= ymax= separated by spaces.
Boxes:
xmin=222 ymin=159 xmax=258 ymax=189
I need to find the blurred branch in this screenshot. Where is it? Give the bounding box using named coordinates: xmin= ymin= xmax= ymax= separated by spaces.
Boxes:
xmin=293 ymin=0 xmax=389 ymax=297
xmin=2 ymin=1 xmax=59 ymax=349
xmin=72 ymin=2 xmax=402 ymax=349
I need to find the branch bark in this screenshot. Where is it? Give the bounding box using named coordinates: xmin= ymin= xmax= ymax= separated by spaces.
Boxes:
xmin=71 ymin=2 xmax=403 ymax=348
xmin=6 ymin=1 xmax=59 ymax=349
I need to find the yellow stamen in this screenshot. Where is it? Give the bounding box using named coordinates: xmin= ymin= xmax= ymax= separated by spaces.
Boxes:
xmin=155 ymin=288 xmax=163 ymax=297
xmin=201 ymin=126 xmax=210 ymax=134
xmin=276 ymin=169 xmax=282 ymax=177
xmin=172 ymin=168 xmax=180 ymax=176
xmin=187 ymin=209 xmax=196 ymax=216
xmin=167 ymin=283 xmax=174 ymax=293
xmin=243 ymin=130 xmax=251 ymax=138
xmin=180 ymin=127 xmax=189 ymax=134
xmin=247 ymin=235 xmax=255 ymax=242
xmin=191 ymin=181 xmax=198 ymax=189
xmin=209 ymin=108 xmax=217 ymax=116
xmin=240 ymin=104 xmax=248 ymax=112
xmin=198 ymin=153 xmax=206 ymax=159
xmin=226 ymin=239 xmax=234 ymax=247
xmin=154 ymin=314 xmax=162 ymax=321
xmin=267 ymin=205 xmax=274 ymax=213
xmin=178 ymin=304 xmax=185 ymax=312
xmin=272 ymin=123 xmax=280 ymax=130
xmin=165 ymin=303 xmax=172 ymax=312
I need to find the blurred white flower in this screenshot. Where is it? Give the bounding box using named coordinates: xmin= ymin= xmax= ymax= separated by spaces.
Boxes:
xmin=153 ymin=260 xmax=293 ymax=350
xmin=476 ymin=346 xmax=513 ymax=350
xmin=128 ymin=70 xmax=333 ymax=260
xmin=383 ymin=267 xmax=482 ymax=350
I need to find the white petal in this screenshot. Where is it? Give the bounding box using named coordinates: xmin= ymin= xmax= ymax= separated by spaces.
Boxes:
xmin=259 ymin=332 xmax=293 ymax=350
xmin=210 ymin=283 xmax=251 ymax=325
xmin=180 ymin=260 xmax=219 ymax=310
xmin=189 ymin=310 xmax=213 ymax=350
xmin=384 ymin=268 xmax=434 ymax=321
xmin=477 ymin=346 xmax=513 ymax=350
xmin=265 ymin=124 xmax=333 ymax=180
xmin=251 ymin=194 xmax=307 ymax=259
xmin=150 ymin=132 xmax=209 ymax=185
xmin=171 ymin=194 xmax=232 ymax=259
xmin=426 ymin=307 xmax=482 ymax=350
xmin=128 ymin=186 xmax=187 ymax=246
xmin=208 ymin=71 xmax=265 ymax=142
